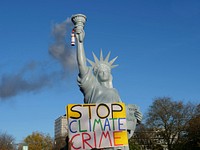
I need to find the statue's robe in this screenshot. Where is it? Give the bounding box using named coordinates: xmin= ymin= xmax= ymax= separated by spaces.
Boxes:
xmin=78 ymin=68 xmax=121 ymax=104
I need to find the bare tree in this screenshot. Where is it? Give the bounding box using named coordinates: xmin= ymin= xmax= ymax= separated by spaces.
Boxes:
xmin=0 ymin=132 xmax=15 ymax=150
xmin=145 ymin=97 xmax=196 ymax=150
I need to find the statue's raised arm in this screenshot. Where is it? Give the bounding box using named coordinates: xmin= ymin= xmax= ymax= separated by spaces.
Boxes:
xmin=71 ymin=14 xmax=88 ymax=78
xmin=71 ymin=14 xmax=122 ymax=104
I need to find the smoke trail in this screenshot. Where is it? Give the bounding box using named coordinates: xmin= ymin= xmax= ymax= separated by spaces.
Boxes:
xmin=49 ymin=18 xmax=77 ymax=71
xmin=0 ymin=18 xmax=77 ymax=100
xmin=0 ymin=61 xmax=53 ymax=100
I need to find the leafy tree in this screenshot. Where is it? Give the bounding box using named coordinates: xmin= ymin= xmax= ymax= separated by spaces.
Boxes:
xmin=128 ymin=135 xmax=141 ymax=150
xmin=145 ymin=97 xmax=195 ymax=150
xmin=23 ymin=131 xmax=53 ymax=150
xmin=0 ymin=132 xmax=15 ymax=150
xmin=183 ymin=116 xmax=200 ymax=149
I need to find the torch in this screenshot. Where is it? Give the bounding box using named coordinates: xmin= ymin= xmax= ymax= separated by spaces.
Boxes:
xmin=71 ymin=14 xmax=87 ymax=46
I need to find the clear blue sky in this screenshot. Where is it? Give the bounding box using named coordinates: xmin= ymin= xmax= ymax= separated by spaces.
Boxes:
xmin=0 ymin=0 xmax=200 ymax=143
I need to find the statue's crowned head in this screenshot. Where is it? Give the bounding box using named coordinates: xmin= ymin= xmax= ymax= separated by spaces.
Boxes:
xmin=87 ymin=50 xmax=118 ymax=82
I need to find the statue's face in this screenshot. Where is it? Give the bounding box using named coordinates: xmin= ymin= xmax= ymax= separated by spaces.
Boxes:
xmin=97 ymin=66 xmax=111 ymax=82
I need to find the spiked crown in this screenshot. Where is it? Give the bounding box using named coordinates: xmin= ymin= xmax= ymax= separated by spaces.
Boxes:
xmin=87 ymin=50 xmax=118 ymax=75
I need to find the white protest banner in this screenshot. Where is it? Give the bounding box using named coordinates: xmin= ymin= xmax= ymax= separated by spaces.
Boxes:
xmin=66 ymin=103 xmax=128 ymax=149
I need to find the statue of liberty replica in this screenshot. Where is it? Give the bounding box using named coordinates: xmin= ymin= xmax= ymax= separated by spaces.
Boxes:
xmin=71 ymin=14 xmax=142 ymax=150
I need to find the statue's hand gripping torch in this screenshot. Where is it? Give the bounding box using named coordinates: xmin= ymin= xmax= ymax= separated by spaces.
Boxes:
xmin=71 ymin=14 xmax=87 ymax=46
